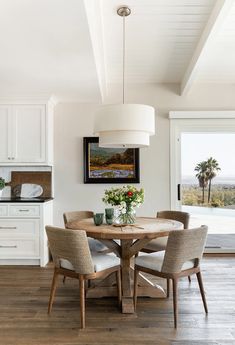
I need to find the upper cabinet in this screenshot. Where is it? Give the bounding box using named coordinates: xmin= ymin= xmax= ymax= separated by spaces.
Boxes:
xmin=0 ymin=98 xmax=54 ymax=166
xmin=12 ymin=105 xmax=46 ymax=163
xmin=0 ymin=106 xmax=11 ymax=163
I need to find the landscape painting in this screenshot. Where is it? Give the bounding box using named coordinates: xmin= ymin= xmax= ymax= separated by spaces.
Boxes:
xmin=83 ymin=137 xmax=140 ymax=183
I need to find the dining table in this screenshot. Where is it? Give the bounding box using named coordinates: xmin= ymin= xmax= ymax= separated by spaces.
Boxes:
xmin=67 ymin=217 xmax=183 ymax=313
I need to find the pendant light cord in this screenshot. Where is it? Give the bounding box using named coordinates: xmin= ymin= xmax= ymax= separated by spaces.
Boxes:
xmin=122 ymin=13 xmax=125 ymax=104
xmin=117 ymin=6 xmax=131 ymax=105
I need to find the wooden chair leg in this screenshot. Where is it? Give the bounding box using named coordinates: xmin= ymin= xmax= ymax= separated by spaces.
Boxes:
xmin=196 ymin=271 xmax=208 ymax=314
xmin=188 ymin=275 xmax=191 ymax=283
xmin=167 ymin=279 xmax=170 ymax=298
xmin=79 ymin=275 xmax=86 ymax=329
xmin=48 ymin=268 xmax=59 ymax=314
xmin=133 ymin=269 xmax=139 ymax=310
xmin=172 ymin=278 xmax=178 ymax=328
xmin=116 ymin=269 xmax=122 ymax=306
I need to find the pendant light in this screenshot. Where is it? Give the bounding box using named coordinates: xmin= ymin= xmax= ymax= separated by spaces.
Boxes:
xmin=94 ymin=6 xmax=155 ymax=148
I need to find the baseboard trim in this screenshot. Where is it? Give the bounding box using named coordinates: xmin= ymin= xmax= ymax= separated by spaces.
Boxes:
xmin=0 ymin=259 xmax=40 ymax=266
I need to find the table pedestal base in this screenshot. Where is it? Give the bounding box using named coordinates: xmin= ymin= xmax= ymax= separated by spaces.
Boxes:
xmin=86 ymin=269 xmax=166 ymax=313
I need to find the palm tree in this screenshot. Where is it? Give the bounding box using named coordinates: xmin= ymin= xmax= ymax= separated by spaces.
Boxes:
xmin=195 ymin=161 xmax=208 ymax=204
xmin=205 ymin=157 xmax=221 ymax=203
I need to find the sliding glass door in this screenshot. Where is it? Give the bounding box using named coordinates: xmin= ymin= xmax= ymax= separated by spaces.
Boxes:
xmin=170 ymin=113 xmax=235 ymax=253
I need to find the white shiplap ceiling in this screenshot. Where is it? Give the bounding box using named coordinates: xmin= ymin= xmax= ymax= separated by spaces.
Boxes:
xmin=0 ymin=0 xmax=234 ymax=101
xmin=0 ymin=0 xmax=102 ymax=102
xmin=196 ymin=1 xmax=235 ymax=82
xmin=102 ymin=0 xmax=215 ymax=83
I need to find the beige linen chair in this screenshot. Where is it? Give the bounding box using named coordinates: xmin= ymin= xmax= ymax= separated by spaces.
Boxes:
xmin=134 ymin=225 xmax=208 ymax=328
xmin=46 ymin=226 xmax=121 ymax=329
xmin=63 ymin=211 xmax=109 ymax=285
xmin=142 ymin=210 xmax=191 ymax=283
xmin=142 ymin=210 xmax=190 ymax=252
xmin=63 ymin=211 xmax=108 ymax=252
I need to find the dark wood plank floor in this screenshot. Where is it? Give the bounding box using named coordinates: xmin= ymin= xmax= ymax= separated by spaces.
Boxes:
xmin=0 ymin=256 xmax=235 ymax=345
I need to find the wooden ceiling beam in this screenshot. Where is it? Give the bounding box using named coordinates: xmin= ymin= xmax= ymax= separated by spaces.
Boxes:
xmin=83 ymin=0 xmax=107 ymax=102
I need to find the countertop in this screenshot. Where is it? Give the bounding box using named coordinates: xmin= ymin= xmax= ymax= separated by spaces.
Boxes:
xmin=0 ymin=197 xmax=53 ymax=203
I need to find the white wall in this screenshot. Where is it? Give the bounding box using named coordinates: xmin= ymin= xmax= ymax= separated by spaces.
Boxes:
xmin=53 ymin=83 xmax=235 ymax=226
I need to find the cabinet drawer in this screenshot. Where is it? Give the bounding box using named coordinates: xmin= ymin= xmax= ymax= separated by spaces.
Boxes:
xmin=9 ymin=205 xmax=40 ymax=217
xmin=0 ymin=219 xmax=39 ymax=238
xmin=0 ymin=205 xmax=8 ymax=217
xmin=0 ymin=239 xmax=39 ymax=258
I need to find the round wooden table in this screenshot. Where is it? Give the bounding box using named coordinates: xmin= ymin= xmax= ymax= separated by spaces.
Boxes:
xmin=67 ymin=217 xmax=183 ymax=313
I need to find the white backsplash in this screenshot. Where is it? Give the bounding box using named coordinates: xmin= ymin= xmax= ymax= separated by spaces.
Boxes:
xmin=0 ymin=166 xmax=52 ymax=197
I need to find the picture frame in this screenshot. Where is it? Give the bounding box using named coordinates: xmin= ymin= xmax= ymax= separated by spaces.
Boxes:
xmin=83 ymin=137 xmax=140 ymax=184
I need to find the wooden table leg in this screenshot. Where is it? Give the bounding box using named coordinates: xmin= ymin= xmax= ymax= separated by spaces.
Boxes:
xmin=121 ymin=240 xmax=135 ymax=313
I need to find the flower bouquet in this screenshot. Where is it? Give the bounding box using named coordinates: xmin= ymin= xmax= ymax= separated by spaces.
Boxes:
xmin=102 ymin=185 xmax=144 ymax=224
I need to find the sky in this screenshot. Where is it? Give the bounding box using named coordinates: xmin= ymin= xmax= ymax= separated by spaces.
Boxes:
xmin=181 ymin=133 xmax=235 ymax=179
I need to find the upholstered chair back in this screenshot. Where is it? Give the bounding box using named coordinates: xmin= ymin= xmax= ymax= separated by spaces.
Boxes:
xmin=46 ymin=226 xmax=94 ymax=275
xmin=157 ymin=210 xmax=190 ymax=229
xmin=63 ymin=211 xmax=94 ymax=227
xmin=162 ymin=225 xmax=208 ymax=274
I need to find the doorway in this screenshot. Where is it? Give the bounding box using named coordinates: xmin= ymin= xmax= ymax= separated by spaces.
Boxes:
xmin=170 ymin=112 xmax=235 ymax=253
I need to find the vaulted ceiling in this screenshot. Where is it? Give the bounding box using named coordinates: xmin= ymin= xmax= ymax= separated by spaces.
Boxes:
xmin=0 ymin=0 xmax=234 ymax=101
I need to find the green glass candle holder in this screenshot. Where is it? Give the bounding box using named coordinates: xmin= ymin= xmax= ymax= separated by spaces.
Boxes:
xmin=105 ymin=208 xmax=114 ymax=225
xmin=93 ymin=213 xmax=104 ymax=226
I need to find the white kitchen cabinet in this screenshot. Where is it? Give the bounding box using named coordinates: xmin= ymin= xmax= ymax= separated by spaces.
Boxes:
xmin=0 ymin=106 xmax=11 ymax=162
xmin=12 ymin=105 xmax=46 ymax=163
xmin=0 ymin=98 xmax=54 ymax=165
xmin=0 ymin=201 xmax=53 ymax=266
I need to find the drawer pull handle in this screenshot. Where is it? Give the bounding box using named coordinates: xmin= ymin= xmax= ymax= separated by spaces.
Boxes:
xmin=19 ymin=209 xmax=30 ymax=212
xmin=0 ymin=226 xmax=17 ymax=229
xmin=0 ymin=245 xmax=17 ymax=248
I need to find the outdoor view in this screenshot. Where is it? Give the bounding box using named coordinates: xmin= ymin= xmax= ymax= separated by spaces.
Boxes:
xmin=181 ymin=133 xmax=235 ymax=210
xmin=181 ymin=133 xmax=235 ymax=236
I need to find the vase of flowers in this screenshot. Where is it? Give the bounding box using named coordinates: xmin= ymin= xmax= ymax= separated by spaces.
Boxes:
xmin=102 ymin=185 xmax=144 ymax=225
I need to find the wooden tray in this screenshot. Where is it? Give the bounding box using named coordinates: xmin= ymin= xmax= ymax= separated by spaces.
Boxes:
xmin=112 ymin=223 xmax=144 ymax=229
xmin=6 ymin=171 xmax=52 ymax=198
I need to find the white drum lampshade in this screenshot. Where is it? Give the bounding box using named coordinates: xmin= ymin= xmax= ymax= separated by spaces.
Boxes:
xmin=94 ymin=104 xmax=155 ymax=148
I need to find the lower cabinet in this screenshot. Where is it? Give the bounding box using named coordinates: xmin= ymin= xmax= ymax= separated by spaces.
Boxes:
xmin=0 ymin=202 xmax=53 ymax=266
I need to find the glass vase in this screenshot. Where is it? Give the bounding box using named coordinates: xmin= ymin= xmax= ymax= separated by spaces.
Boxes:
xmin=116 ymin=205 xmax=136 ymax=225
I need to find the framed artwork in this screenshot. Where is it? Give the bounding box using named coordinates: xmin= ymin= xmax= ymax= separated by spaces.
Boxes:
xmin=83 ymin=137 xmax=140 ymax=184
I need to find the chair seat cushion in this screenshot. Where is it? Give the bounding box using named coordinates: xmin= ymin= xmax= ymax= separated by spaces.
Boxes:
xmin=60 ymin=259 xmax=74 ymax=271
xmin=136 ymin=251 xmax=195 ymax=272
xmin=92 ymin=253 xmax=120 ymax=272
xmin=143 ymin=236 xmax=168 ymax=252
xmin=60 ymin=252 xmax=120 ymax=273
xmin=88 ymin=238 xmax=108 ymax=252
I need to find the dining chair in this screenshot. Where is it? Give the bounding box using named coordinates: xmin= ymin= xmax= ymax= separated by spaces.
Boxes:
xmin=134 ymin=225 xmax=208 ymax=328
xmin=46 ymin=226 xmax=121 ymax=329
xmin=63 ymin=211 xmax=109 ymax=285
xmin=141 ymin=210 xmax=191 ymax=284
xmin=63 ymin=210 xmax=108 ymax=252
xmin=142 ymin=210 xmax=190 ymax=252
